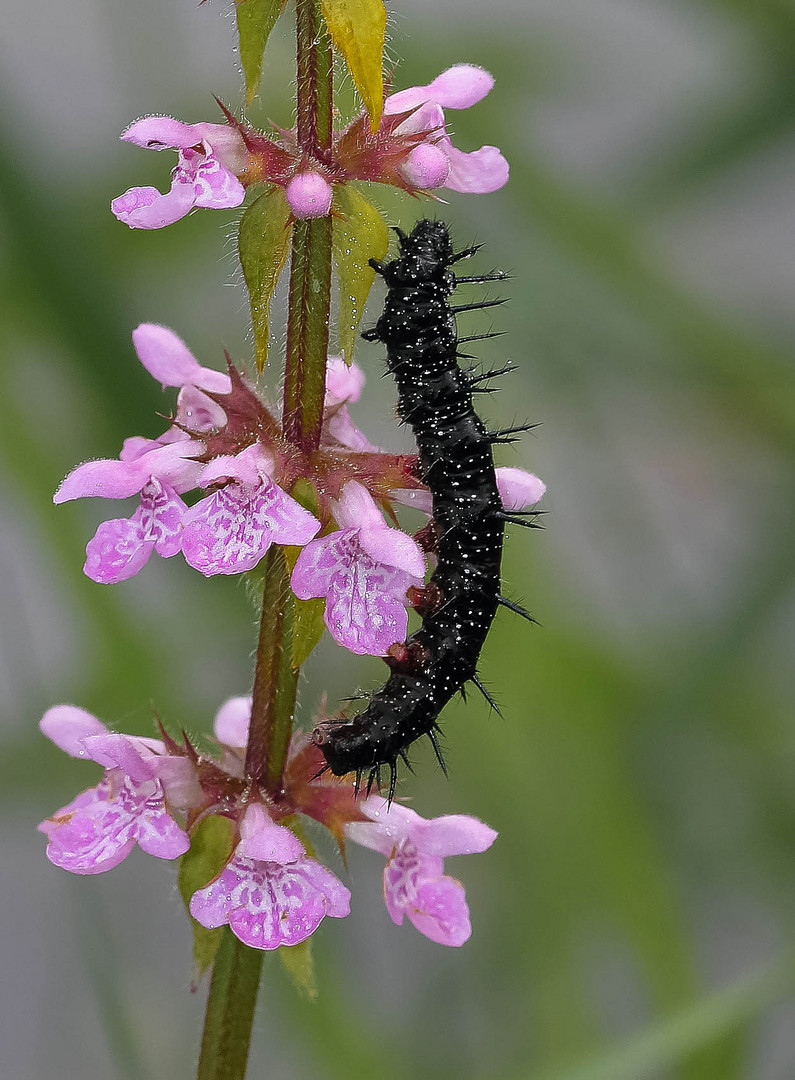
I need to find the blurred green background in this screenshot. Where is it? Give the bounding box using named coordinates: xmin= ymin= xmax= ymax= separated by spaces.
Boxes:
xmin=3 ymin=1 xmax=795 ymax=1077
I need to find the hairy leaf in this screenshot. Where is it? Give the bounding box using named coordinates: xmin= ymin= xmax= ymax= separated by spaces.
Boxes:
xmin=178 ymin=815 xmax=236 ymax=986
xmin=319 ymin=0 xmax=386 ymax=128
xmin=279 ymin=938 xmax=318 ymax=1000
xmin=239 ymin=185 xmax=293 ymax=370
xmin=236 ymin=0 xmax=284 ymax=106
xmin=332 ymin=185 xmax=389 ymax=362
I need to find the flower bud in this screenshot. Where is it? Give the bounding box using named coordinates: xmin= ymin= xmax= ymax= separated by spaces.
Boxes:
xmin=399 ymin=144 xmax=450 ymax=190
xmin=285 ymin=172 xmax=334 ymax=219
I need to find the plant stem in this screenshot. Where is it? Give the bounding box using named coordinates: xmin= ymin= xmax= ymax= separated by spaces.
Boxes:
xmin=197 ymin=929 xmax=264 ymax=1080
xmin=245 ymin=546 xmax=299 ymax=793
xmin=198 ymin=4 xmax=334 ymax=1077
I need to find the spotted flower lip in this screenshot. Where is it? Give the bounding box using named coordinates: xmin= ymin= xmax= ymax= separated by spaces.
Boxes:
xmin=111 ymin=117 xmax=247 ymax=230
xmin=291 ymin=481 xmax=426 ymax=656
xmin=346 ymin=796 xmax=497 ymax=947
xmin=181 ymin=443 xmax=322 ymax=577
xmin=189 ymin=803 xmax=351 ymax=950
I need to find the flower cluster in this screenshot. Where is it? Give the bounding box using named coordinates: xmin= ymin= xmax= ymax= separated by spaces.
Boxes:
xmin=40 ymin=699 xmax=497 ymax=949
xmin=57 ymin=324 xmax=545 ymax=659
xmin=111 ymin=65 xmax=509 ymax=229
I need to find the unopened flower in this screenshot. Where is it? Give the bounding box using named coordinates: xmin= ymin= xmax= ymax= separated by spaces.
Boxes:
xmin=181 ymin=444 xmax=321 ymax=576
xmin=347 ymin=797 xmax=497 ymax=946
xmin=285 ymin=171 xmax=334 ymax=219
xmin=384 ymin=65 xmax=509 ymax=194
xmin=291 ymin=481 xmax=425 ymax=656
xmin=39 ymin=706 xmax=192 ymax=874
xmin=112 ymin=117 xmax=247 ymax=230
xmin=190 ymin=804 xmax=350 ymax=949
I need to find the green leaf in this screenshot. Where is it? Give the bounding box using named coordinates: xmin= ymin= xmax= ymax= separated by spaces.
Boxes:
xmin=318 ymin=0 xmax=386 ymax=128
xmin=332 ymin=185 xmax=389 ymax=362
xmin=279 ymin=481 xmax=328 ymax=667
xmin=238 ymin=185 xmax=293 ymax=371
xmin=292 ymin=596 xmax=327 ymax=667
xmin=178 ymin=815 xmax=237 ymax=985
xmin=278 ymin=938 xmax=318 ymax=1001
xmin=235 ymin=0 xmax=284 ymax=106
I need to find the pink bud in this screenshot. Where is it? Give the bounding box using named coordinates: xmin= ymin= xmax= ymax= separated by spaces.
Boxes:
xmin=400 ymin=144 xmax=450 ymax=190
xmin=285 ymin=172 xmax=333 ymax=219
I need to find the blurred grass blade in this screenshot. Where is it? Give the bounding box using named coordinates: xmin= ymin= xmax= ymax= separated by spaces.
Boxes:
xmin=533 ymin=956 xmax=795 ymax=1080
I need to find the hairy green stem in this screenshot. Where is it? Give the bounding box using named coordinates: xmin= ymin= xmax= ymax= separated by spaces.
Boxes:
xmin=197 ymin=929 xmax=264 ymax=1080
xmin=245 ymin=546 xmax=299 ymax=793
xmin=197 ymin=3 xmax=335 ymax=1076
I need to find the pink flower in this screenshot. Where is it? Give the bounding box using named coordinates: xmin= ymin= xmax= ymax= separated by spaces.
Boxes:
xmin=285 ymin=171 xmax=334 ymax=219
xmin=346 ymin=797 xmax=497 ymax=946
xmin=322 ymin=356 xmax=377 ymax=451
xmin=39 ymin=706 xmax=192 ymax=875
xmin=190 ymin=804 xmax=350 ymax=949
xmin=111 ymin=117 xmax=247 ymax=230
xmin=391 ymin=466 xmax=546 ymax=517
xmin=181 ymin=445 xmax=321 ymax=576
xmin=384 ymin=65 xmax=509 ymax=194
xmin=83 ymin=476 xmax=188 ymax=584
xmin=291 ymin=481 xmax=426 ymax=656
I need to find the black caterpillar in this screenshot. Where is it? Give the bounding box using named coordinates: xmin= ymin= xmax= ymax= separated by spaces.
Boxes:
xmin=313 ymin=220 xmax=537 ymax=797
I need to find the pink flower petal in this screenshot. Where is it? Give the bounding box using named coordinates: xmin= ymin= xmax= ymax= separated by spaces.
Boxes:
xmin=407 ymin=876 xmax=471 ymax=946
xmin=176 ymin=386 xmax=228 ymax=432
xmin=120 ymin=436 xmax=159 ymax=461
xmin=121 ymin=116 xmax=207 ymax=150
xmin=333 ymin=481 xmax=387 ymax=531
xmin=190 ymin=854 xmax=350 ymax=949
xmin=440 ymin=142 xmax=509 ymax=194
xmin=346 ymin=798 xmax=417 ymax=855
xmin=111 ymin=182 xmax=198 ymax=230
xmin=325 ymin=407 xmax=378 ymax=451
xmin=188 ymin=151 xmax=245 ymax=210
xmin=291 ymin=530 xmax=416 ymax=655
xmin=324 ymin=572 xmax=410 ymax=656
xmin=81 ymin=733 xmax=164 ymax=781
xmin=40 ymin=706 xmax=107 ymax=758
xmin=44 ymin=778 xmax=140 ymax=875
xmin=213 ymin=696 xmax=252 ymax=748
xmin=389 ymin=488 xmax=433 ymax=515
xmin=132 ymin=324 xmax=231 ymax=394
xmin=382 ymin=842 xmax=444 ymax=925
xmin=325 ymin=357 xmax=365 ymax=406
xmin=495 ymin=467 xmax=545 ymax=510
xmin=358 ymin=525 xmax=426 ymax=578
xmin=55 ymin=441 xmax=203 ymax=503
xmin=182 ymin=479 xmax=320 ymax=577
xmin=237 ymin=804 xmax=305 ymax=865
xmin=135 ymin=803 xmax=191 ymax=859
xmin=84 ymin=517 xmax=152 ymax=584
xmin=424 ymin=65 xmax=494 ymax=109
xmin=138 ymin=478 xmax=188 ymax=557
xmin=413 ymin=814 xmax=498 ymax=858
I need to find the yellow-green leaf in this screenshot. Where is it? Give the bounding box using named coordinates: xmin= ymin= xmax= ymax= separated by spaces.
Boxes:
xmin=332 ymin=185 xmax=389 ymax=362
xmin=318 ymin=0 xmax=386 ymax=128
xmin=178 ymin=815 xmax=236 ymax=985
xmin=278 ymin=938 xmax=318 ymax=1000
xmin=239 ymin=185 xmax=293 ymax=371
xmin=236 ymin=0 xmax=284 ymax=106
